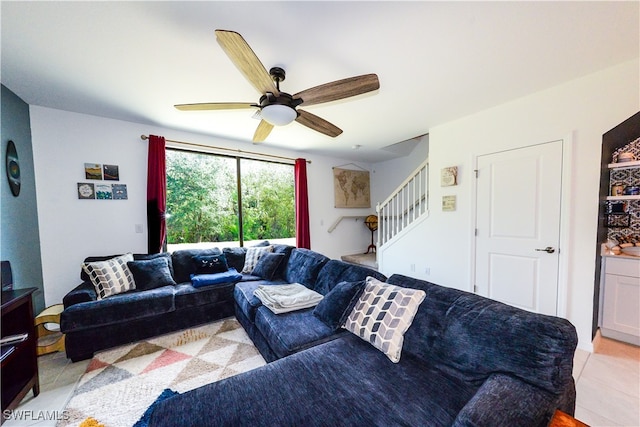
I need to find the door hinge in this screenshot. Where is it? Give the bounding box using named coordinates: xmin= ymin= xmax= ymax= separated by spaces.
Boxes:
xmin=474 ymin=169 xmax=478 ymax=178
xmin=473 ymin=284 xmax=478 ymax=293
xmin=475 ymin=228 xmax=478 ymax=236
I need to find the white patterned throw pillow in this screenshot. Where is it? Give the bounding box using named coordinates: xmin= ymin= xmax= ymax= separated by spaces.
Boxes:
xmin=82 ymin=253 xmax=136 ymax=299
xmin=343 ymin=276 xmax=426 ymax=363
xmin=242 ymin=246 xmax=273 ymax=274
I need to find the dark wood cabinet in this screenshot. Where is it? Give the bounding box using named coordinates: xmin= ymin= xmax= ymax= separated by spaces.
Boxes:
xmin=1 ymin=288 xmax=39 ymax=421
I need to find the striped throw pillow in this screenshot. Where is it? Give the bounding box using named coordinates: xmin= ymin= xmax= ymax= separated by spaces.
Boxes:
xmin=82 ymin=253 xmax=136 ymax=299
xmin=241 ymin=246 xmax=273 ymax=274
xmin=344 ymin=276 xmax=425 ymax=363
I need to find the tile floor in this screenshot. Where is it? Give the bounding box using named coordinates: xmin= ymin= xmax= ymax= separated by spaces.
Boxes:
xmin=573 ymin=334 xmax=640 ymax=426
xmin=3 ymin=335 xmax=639 ymax=426
xmin=3 ymin=351 xmax=89 ymax=427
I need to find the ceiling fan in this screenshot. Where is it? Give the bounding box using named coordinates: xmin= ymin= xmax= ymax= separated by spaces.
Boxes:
xmin=175 ymin=30 xmax=380 ymax=143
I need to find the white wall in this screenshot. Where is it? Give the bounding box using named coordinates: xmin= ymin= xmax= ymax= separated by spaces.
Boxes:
xmin=371 ymin=135 xmax=429 ymax=205
xmin=30 ymin=107 xmax=373 ymax=305
xmin=379 ymin=59 xmax=640 ymax=351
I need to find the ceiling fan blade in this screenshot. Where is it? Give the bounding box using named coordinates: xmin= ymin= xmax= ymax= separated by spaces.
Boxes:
xmin=293 ymin=74 xmax=379 ymax=107
xmin=253 ymin=120 xmax=274 ymax=143
xmin=215 ymin=30 xmax=279 ymax=96
xmin=175 ymin=102 xmax=256 ymax=111
xmin=295 ymin=110 xmax=343 ymax=138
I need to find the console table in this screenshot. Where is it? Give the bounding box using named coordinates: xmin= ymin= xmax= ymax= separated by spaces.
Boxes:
xmin=1 ymin=288 xmax=39 ymax=421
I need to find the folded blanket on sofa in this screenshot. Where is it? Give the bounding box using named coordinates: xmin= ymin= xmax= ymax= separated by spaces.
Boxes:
xmin=254 ymin=283 xmax=323 ymax=314
xmin=190 ymin=268 xmax=242 ymax=288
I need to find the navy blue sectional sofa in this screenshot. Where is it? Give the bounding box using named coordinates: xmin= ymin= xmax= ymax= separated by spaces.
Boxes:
xmin=63 ymin=245 xmax=578 ymax=426
xmin=60 ymin=245 xmax=383 ymax=362
xmin=146 ymin=273 xmax=578 ymax=427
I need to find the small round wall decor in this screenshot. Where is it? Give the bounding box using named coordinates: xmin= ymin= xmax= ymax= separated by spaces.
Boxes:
xmin=6 ymin=140 xmax=21 ymax=197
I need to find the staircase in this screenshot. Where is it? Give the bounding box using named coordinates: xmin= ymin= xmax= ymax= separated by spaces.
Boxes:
xmin=376 ymin=159 xmax=429 ymax=248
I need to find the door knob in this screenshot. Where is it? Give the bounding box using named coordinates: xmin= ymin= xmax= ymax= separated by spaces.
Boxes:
xmin=535 ymin=246 xmax=555 ymax=254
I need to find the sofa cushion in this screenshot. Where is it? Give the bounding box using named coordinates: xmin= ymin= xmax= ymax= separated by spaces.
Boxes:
xmin=284 ymin=248 xmax=329 ymax=289
xmin=313 ymin=280 xmax=365 ymax=331
xmin=171 ymin=248 xmax=222 ymax=284
xmin=313 ymin=259 xmax=386 ymax=295
xmin=173 ymin=282 xmax=235 ymax=310
xmin=192 ymin=253 xmax=228 ymax=274
xmin=234 ymin=280 xmax=287 ymax=323
xmin=63 ymin=281 xmax=98 ymax=308
xmin=134 ymin=253 xmax=174 ymax=278
xmin=254 ymin=307 xmax=341 ymax=359
xmin=271 ymin=244 xmax=294 ymax=279
xmin=127 ymin=257 xmax=176 ymax=291
xmin=222 ymin=247 xmax=246 ymax=272
xmin=433 ymin=293 xmax=577 ymax=395
xmin=344 ymin=277 xmax=425 ymax=363
xmin=61 ymin=285 xmax=175 ymax=332
xmin=386 ymin=274 xmax=577 ymax=395
xmin=386 ymin=274 xmax=463 ymax=364
xmin=242 ymin=246 xmax=274 ymax=274
xmin=251 ymin=253 xmax=285 ymax=281
xmin=147 ymin=334 xmax=476 ymax=427
xmin=190 ymin=269 xmax=242 ymax=288
xmin=83 ymin=253 xmax=136 ymax=299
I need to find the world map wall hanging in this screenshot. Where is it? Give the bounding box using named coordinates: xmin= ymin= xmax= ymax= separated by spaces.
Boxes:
xmin=333 ymin=166 xmax=370 ymax=208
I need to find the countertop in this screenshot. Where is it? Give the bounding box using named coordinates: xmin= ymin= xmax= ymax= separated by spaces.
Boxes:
xmin=601 ymin=244 xmax=640 ymax=260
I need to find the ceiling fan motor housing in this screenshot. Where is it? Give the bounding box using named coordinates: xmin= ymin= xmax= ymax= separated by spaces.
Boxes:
xmin=259 ymin=92 xmax=303 ymax=110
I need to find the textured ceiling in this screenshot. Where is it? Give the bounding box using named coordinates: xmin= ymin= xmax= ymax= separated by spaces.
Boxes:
xmin=2 ymin=1 xmax=638 ymax=162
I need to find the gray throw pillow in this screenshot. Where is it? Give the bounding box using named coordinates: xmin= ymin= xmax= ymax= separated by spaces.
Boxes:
xmin=127 ymin=257 xmax=176 ymax=291
xmin=251 ymin=253 xmax=285 ymax=280
xmin=313 ymin=280 xmax=366 ymax=331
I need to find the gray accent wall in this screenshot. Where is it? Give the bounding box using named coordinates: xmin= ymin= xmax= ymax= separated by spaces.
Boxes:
xmin=1 ymin=84 xmax=45 ymax=313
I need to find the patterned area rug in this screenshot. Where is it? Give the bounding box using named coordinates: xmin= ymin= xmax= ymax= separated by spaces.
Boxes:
xmin=58 ymin=318 xmax=265 ymax=427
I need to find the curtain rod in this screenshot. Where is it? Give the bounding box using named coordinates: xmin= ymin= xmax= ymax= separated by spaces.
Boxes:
xmin=140 ymin=135 xmax=311 ymax=164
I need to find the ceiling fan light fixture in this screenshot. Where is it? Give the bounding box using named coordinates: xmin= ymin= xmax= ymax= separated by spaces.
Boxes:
xmin=261 ymin=104 xmax=297 ymax=126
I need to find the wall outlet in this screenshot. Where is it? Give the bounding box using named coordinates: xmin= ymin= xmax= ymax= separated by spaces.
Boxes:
xmin=425 ymin=267 xmax=431 ymax=276
xmin=135 ymin=224 xmax=143 ymax=234
xmin=410 ymin=263 xmax=416 ymax=272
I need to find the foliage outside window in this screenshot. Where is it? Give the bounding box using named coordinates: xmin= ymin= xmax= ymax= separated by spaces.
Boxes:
xmin=166 ymin=149 xmax=295 ymax=251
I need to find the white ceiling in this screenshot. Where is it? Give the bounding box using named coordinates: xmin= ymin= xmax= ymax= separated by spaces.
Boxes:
xmin=2 ymin=1 xmax=638 ymax=162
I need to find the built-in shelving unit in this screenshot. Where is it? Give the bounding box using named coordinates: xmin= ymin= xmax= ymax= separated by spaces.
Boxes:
xmin=606 ymin=160 xmax=640 ymax=201
xmin=606 ymin=195 xmax=640 ymax=201
xmin=608 ymin=160 xmax=640 ymax=169
xmin=595 ymin=111 xmax=640 ymax=344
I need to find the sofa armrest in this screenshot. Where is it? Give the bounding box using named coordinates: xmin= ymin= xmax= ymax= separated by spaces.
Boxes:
xmin=452 ymin=373 xmax=558 ymax=427
xmin=63 ymin=281 xmax=97 ymax=308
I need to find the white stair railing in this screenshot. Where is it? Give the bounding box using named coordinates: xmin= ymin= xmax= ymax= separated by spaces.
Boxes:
xmin=376 ymin=160 xmax=429 ymax=247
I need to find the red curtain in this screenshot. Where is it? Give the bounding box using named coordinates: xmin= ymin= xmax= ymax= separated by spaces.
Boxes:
xmin=147 ymin=135 xmax=167 ymax=253
xmin=295 ymin=158 xmax=311 ymax=249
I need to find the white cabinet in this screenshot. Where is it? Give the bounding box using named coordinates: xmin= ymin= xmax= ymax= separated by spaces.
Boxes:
xmin=601 ymin=257 xmax=640 ymax=345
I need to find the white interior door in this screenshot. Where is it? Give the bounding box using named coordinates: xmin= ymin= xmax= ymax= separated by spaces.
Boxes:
xmin=475 ymin=140 xmax=563 ymax=315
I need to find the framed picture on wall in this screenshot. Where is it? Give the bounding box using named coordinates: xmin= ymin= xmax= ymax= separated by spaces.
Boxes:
xmin=112 ymin=184 xmax=128 ymax=200
xmin=77 ymin=183 xmax=95 ymax=199
xmin=103 ymin=164 xmax=119 ymax=181
xmin=96 ymin=184 xmax=113 ymax=200
xmin=84 ymin=163 xmax=102 ymax=180
xmin=440 ymin=166 xmax=458 ymax=187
